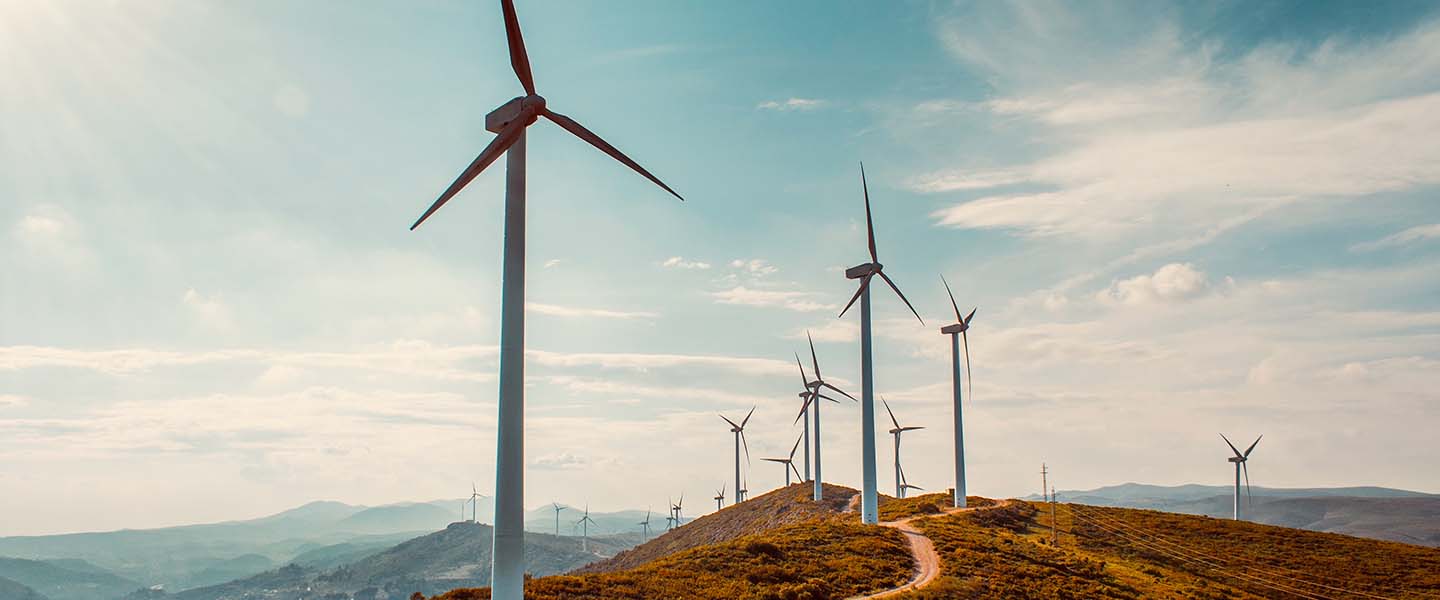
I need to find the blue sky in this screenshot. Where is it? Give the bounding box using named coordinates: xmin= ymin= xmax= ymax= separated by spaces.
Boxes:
xmin=3 ymin=0 xmax=1439 ymax=535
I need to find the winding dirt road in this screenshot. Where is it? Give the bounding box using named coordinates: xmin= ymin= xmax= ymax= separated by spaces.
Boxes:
xmin=846 ymin=499 xmax=1010 ymax=599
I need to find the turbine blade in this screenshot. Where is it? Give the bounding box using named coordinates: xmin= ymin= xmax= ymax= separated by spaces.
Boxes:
xmin=411 ymin=116 xmax=527 ymax=230
xmin=882 ymin=398 xmax=900 ymax=430
xmin=838 ymin=275 xmax=872 ymax=318
xmin=901 ymin=426 xmax=925 ymax=432
xmin=964 ymin=307 xmax=977 ymax=326
xmin=741 ymin=430 xmax=751 ymax=465
xmin=795 ymin=353 xmax=809 ymax=388
xmin=822 ymin=382 xmax=857 ymax=401
xmin=740 ymin=405 xmax=756 ymax=428
xmin=861 ymin=162 xmax=877 ymax=263
xmin=1243 ymin=435 xmax=1263 ymax=458
xmin=720 ymin=415 xmax=739 ymax=429
xmin=542 ymin=109 xmax=684 ymax=201
xmin=877 ymin=270 xmax=924 ymax=325
xmin=790 ymin=434 xmax=803 ymax=460
xmin=816 ymin=392 xmax=842 ymax=404
xmin=941 ymin=274 xmax=962 ymax=323
xmin=760 ymin=458 xmax=785 ymax=463
xmin=793 ymin=396 xmax=813 ymax=424
xmin=500 ymin=0 xmax=536 ymax=95
xmin=790 ymin=463 xmax=804 ymax=482
xmin=807 ymin=330 xmax=822 ymax=380
xmin=962 ymin=330 xmax=973 ymax=402
xmin=1220 ymin=433 xmax=1243 ymax=458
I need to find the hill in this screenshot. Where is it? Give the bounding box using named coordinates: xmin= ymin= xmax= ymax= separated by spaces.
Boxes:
xmin=0 ymin=558 xmax=138 ymax=600
xmin=576 ymin=482 xmax=856 ymax=574
xmin=431 ymin=490 xmax=1440 ymax=600
xmin=523 ymin=505 xmax=656 ymax=537
xmin=155 ymin=521 xmax=641 ymax=600
xmin=0 ymin=576 xmax=48 ymax=600
xmin=1037 ymin=483 xmax=1440 ymax=546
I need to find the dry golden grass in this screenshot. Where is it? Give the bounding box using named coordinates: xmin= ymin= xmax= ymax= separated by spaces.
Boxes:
xmin=435 ymin=515 xmax=911 ymax=600
xmin=877 ymin=493 xmax=994 ymax=522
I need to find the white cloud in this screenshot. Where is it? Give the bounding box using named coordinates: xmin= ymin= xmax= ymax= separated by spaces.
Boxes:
xmin=661 ymin=256 xmax=711 ymax=270
xmin=0 ymin=395 xmax=28 ymax=408
xmin=1350 ymin=223 xmax=1440 ymax=252
xmin=531 ymin=452 xmax=590 ymax=471
xmin=728 ymin=258 xmax=778 ymax=276
xmin=1096 ymin=263 xmax=1213 ymax=306
xmin=543 ymin=259 xmax=562 ymax=269
xmin=182 ymin=288 xmax=236 ymax=331
xmin=710 ymin=286 xmax=836 ymax=312
xmin=906 ymin=168 xmax=1028 ymax=193
xmin=756 ymin=98 xmax=825 ymax=111
xmin=787 ymin=320 xmax=858 ymax=343
xmin=15 ymin=215 xmax=65 ymax=237
xmin=527 ymin=302 xmax=658 ymax=320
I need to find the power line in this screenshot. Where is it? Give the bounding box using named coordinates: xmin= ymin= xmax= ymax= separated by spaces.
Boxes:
xmin=1070 ymin=505 xmax=1338 ymax=600
xmin=1074 ymin=504 xmax=1401 ymax=600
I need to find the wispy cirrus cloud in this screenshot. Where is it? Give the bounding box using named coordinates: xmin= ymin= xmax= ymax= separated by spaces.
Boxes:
xmin=661 ymin=256 xmax=711 ymax=270
xmin=527 ymin=302 xmax=659 ymax=320
xmin=709 ymin=286 xmax=836 ymax=312
xmin=1350 ymin=223 xmax=1440 ymax=252
xmin=757 ymin=98 xmax=825 ymax=111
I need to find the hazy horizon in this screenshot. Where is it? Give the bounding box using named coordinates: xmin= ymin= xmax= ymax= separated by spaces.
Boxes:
xmin=4 ymin=0 xmax=1439 ymax=537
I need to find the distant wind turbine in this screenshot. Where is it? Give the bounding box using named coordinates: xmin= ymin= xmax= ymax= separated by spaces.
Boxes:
xmin=720 ymin=407 xmax=755 ymax=504
xmin=838 ymin=163 xmax=925 ymax=524
xmin=1221 ymin=434 xmax=1262 ymax=520
xmin=713 ymin=483 xmax=726 ymax=511
xmin=761 ymin=434 xmax=805 ymax=487
xmin=639 ymin=508 xmax=652 ymax=538
xmin=672 ymin=494 xmax=685 ymax=525
xmin=551 ymin=502 xmax=564 ymax=535
xmin=940 ymin=276 xmax=977 ymax=508
xmin=664 ymin=498 xmax=676 ymax=531
xmin=405 ymin=1 xmax=684 ymax=597
xmin=470 ymin=483 xmax=481 ymax=523
xmin=795 ymin=333 xmax=855 ymax=502
xmin=898 ymin=463 xmax=924 ymax=499
xmin=576 ymin=504 xmax=597 ymax=552
xmin=882 ymin=398 xmax=924 ymax=499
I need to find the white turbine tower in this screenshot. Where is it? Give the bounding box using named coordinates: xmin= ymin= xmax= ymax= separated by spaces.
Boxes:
xmin=1221 ymin=434 xmax=1262 ymax=520
xmin=761 ymin=434 xmax=805 ymax=487
xmin=795 ymin=333 xmax=855 ymax=502
xmin=882 ymin=398 xmax=924 ymax=499
xmin=470 ymin=483 xmax=481 ymax=522
xmin=720 ymin=408 xmax=755 ymax=504
xmin=406 ymin=2 xmax=683 ymax=598
xmin=939 ymin=276 xmax=976 ymax=508
xmin=551 ymin=502 xmax=564 ymax=535
xmin=837 ymin=164 xmax=925 ymax=524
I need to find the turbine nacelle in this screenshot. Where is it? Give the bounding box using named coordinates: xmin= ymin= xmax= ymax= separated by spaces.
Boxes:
xmin=940 ymin=322 xmax=969 ymax=335
xmin=845 ymin=262 xmax=882 ymax=280
xmin=1228 ymin=456 xmax=1246 ymax=463
xmin=485 ymin=95 xmax=547 ymax=133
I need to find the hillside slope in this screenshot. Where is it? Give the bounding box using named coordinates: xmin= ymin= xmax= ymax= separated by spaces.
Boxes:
xmin=576 ymin=482 xmax=855 ymax=574
xmin=0 ymin=576 xmax=49 ymax=600
xmin=0 ymin=558 xmax=138 ymax=600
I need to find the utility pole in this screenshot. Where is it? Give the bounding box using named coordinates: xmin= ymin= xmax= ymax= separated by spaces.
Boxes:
xmin=1040 ymin=463 xmax=1049 ymax=503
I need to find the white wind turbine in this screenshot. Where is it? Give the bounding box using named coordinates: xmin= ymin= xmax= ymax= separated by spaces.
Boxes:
xmin=664 ymin=499 xmax=676 ymax=531
xmin=939 ymin=276 xmax=976 ymax=508
xmin=576 ymin=504 xmax=597 ymax=552
xmin=720 ymin=408 xmax=755 ymax=504
xmin=837 ymin=164 xmax=925 ymax=524
xmin=672 ymin=494 xmax=685 ymax=525
xmin=761 ymin=434 xmax=805 ymax=487
xmin=470 ymin=483 xmax=481 ymax=522
xmin=898 ymin=463 xmax=924 ymax=499
xmin=882 ymin=398 xmax=924 ymax=499
xmin=551 ymin=502 xmax=565 ymax=535
xmin=406 ymin=2 xmax=683 ymax=597
xmin=638 ymin=508 xmax=652 ymax=538
xmin=714 ymin=484 xmax=726 ymax=511
xmin=795 ymin=333 xmax=855 ymax=502
xmin=1221 ymin=434 xmax=1262 ymax=520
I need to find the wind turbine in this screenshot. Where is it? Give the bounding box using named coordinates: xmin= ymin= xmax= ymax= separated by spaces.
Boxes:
xmin=672 ymin=494 xmax=685 ymax=525
xmin=406 ymin=2 xmax=683 ymax=598
xmin=639 ymin=509 xmax=651 ymax=538
xmin=882 ymin=398 xmax=924 ymax=499
xmin=713 ymin=483 xmax=726 ymax=511
xmin=1221 ymin=434 xmax=1262 ymax=520
xmin=551 ymin=502 xmax=565 ymax=535
xmin=720 ymin=407 xmax=755 ymax=504
xmin=796 ymin=333 xmax=855 ymax=502
xmin=939 ymin=276 xmax=977 ymax=508
xmin=795 ymin=356 xmax=814 ymax=485
xmin=761 ymin=433 xmax=805 ymax=487
xmin=576 ymin=504 xmax=597 ymax=552
xmin=664 ymin=498 xmax=676 ymax=531
xmin=470 ymin=483 xmax=481 ymax=523
xmin=898 ymin=463 xmax=924 ymax=499
xmin=837 ymin=163 xmax=925 ymax=524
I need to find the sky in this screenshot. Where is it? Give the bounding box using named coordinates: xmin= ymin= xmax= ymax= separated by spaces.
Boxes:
xmin=2 ymin=0 xmax=1439 ymax=536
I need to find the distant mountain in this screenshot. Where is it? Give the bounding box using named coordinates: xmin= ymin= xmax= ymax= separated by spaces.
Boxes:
xmin=0 ymin=575 xmax=48 ymax=600
xmin=0 ymin=558 xmax=138 ymax=600
xmin=0 ymin=499 xmax=466 ymax=591
xmin=157 ymin=521 xmax=642 ymax=600
xmin=1030 ymin=483 xmax=1440 ymax=546
xmin=524 ymin=504 xmax=659 ymax=537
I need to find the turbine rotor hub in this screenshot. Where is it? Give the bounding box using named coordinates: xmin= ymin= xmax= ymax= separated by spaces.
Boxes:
xmin=845 ymin=262 xmax=881 ymax=279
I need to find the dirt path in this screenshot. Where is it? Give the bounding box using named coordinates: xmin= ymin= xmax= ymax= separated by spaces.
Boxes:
xmin=846 ymin=499 xmax=1010 ymax=600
